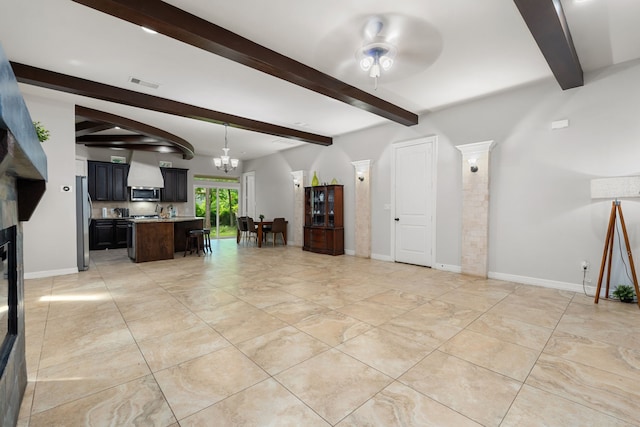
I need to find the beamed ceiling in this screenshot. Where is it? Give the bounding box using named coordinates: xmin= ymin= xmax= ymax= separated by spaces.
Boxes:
xmin=1 ymin=0 xmax=638 ymax=160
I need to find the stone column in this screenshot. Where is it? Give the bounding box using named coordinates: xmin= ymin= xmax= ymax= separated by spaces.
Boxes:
xmin=455 ymin=141 xmax=494 ymax=278
xmin=351 ymin=160 xmax=372 ymax=258
xmin=291 ymin=170 xmax=306 ymax=247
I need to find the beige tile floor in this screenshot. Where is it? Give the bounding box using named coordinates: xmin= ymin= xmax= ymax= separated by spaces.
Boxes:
xmin=18 ymin=240 xmax=640 ymax=426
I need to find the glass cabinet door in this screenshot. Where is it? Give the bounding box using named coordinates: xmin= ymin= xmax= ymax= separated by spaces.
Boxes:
xmin=327 ymin=187 xmax=335 ymax=227
xmin=312 ymin=188 xmax=326 ymax=226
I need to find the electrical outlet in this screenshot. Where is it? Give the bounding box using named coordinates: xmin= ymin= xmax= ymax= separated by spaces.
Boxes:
xmin=581 ymin=260 xmax=589 ymax=271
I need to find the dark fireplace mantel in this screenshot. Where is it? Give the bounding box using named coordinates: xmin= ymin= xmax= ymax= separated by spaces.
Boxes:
xmin=0 ymin=47 xmax=48 ymax=220
xmin=0 ymin=42 xmax=48 ymax=426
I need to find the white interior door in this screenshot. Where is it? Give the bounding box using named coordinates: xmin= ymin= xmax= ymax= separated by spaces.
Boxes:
xmin=392 ymin=137 xmax=436 ymax=266
xmin=242 ymin=172 xmax=256 ymax=218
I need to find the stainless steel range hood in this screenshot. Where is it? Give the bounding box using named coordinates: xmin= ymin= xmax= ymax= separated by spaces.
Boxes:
xmin=127 ymin=151 xmax=164 ymax=188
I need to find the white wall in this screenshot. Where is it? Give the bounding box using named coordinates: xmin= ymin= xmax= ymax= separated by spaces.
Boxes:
xmin=21 ymin=58 xmax=640 ymax=294
xmin=243 ymin=59 xmax=640 ymax=292
xmin=22 ymin=93 xmax=77 ymax=278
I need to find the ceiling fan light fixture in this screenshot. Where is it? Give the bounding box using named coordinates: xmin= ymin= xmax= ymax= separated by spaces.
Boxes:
xmin=357 ymin=42 xmax=397 ymax=88
xmin=369 ymin=63 xmax=381 ymax=79
xmin=360 ymin=56 xmax=374 ymax=71
xmin=380 ymin=55 xmax=394 ymax=70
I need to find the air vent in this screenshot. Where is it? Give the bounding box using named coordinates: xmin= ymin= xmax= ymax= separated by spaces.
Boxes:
xmin=128 ymin=76 xmax=159 ymax=89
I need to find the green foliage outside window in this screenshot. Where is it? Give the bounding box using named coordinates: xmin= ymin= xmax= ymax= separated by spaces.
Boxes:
xmin=195 ymin=187 xmax=238 ymax=238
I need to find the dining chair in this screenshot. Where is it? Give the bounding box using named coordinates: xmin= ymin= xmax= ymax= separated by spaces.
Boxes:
xmin=237 ymin=216 xmax=249 ymax=243
xmin=266 ymin=217 xmax=286 ymax=246
xmin=245 ymin=217 xmax=259 ymax=245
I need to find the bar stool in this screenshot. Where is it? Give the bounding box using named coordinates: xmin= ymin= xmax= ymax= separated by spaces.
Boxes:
xmin=184 ymin=229 xmax=204 ymax=256
xmin=202 ymin=228 xmax=211 ymax=253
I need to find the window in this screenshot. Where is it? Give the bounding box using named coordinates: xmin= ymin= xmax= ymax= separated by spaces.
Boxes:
xmin=194 ymin=177 xmax=240 ymax=239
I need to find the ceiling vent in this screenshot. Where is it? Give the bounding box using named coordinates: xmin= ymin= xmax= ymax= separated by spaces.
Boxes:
xmin=128 ymin=76 xmax=159 ymax=89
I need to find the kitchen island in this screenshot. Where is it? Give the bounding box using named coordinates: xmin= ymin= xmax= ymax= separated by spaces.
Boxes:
xmin=127 ymin=217 xmax=204 ymax=263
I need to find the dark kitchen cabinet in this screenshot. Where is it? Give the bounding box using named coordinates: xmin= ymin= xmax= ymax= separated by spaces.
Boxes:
xmin=88 ymin=161 xmax=110 ymax=201
xmin=160 ymin=167 xmax=188 ymax=202
xmin=303 ymin=185 xmax=344 ymax=255
xmin=88 ymin=161 xmax=129 ymax=201
xmin=90 ymin=219 xmax=130 ymax=250
xmin=114 ymin=220 xmax=129 ymax=247
xmin=111 ymin=164 xmax=129 ymax=201
xmin=90 ymin=219 xmax=115 ymax=250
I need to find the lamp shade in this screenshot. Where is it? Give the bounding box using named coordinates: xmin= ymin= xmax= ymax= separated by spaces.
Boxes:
xmin=590 ymin=176 xmax=640 ymax=199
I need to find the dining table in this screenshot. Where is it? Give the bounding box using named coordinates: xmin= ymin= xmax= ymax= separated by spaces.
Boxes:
xmin=236 ymin=219 xmax=287 ymax=247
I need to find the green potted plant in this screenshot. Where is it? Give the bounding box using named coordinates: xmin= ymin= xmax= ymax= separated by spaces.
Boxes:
xmin=259 ymin=214 xmax=264 ymax=222
xmin=33 ymin=121 xmax=50 ymax=142
xmin=612 ymin=284 xmax=636 ymax=303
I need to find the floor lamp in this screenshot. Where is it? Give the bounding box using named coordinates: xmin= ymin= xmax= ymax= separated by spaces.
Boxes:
xmin=591 ymin=177 xmax=640 ymax=308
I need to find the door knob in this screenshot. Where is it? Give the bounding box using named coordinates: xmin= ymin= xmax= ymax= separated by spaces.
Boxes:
xmin=394 ymin=218 xmax=400 ymax=221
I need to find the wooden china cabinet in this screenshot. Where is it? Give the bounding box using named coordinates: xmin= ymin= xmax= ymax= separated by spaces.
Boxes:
xmin=303 ymin=184 xmax=344 ymax=255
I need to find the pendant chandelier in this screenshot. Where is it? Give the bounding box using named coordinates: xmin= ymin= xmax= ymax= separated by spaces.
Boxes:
xmin=213 ymin=123 xmax=239 ymax=173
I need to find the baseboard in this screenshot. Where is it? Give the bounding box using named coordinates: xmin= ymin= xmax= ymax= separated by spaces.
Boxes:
xmin=371 ymin=253 xmax=393 ymax=262
xmin=432 ymin=263 xmax=462 ymax=273
xmin=344 ymin=249 xmax=355 ymax=256
xmin=488 ymin=271 xmax=586 ymax=293
xmin=24 ymin=267 xmax=78 ymax=279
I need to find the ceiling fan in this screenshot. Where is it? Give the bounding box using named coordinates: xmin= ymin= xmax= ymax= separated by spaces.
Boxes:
xmin=317 ymin=14 xmax=443 ymax=89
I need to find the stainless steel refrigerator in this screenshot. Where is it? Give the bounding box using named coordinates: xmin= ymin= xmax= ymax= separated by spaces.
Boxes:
xmin=76 ymin=175 xmax=92 ymax=271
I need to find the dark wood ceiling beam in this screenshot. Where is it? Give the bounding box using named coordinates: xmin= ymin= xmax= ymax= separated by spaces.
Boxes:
xmin=75 ymin=120 xmax=114 ymax=136
xmin=514 ymin=0 xmax=583 ymax=90
xmin=82 ymin=144 xmax=183 ymax=154
xmin=71 ymin=0 xmax=418 ymax=126
xmin=75 ymin=105 xmax=195 ymax=159
xmin=77 ymin=134 xmax=162 ymax=144
xmin=11 ymin=63 xmax=332 ymax=147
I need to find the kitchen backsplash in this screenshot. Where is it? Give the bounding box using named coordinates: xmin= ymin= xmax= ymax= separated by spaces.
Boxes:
xmin=92 ymin=201 xmax=190 ymax=218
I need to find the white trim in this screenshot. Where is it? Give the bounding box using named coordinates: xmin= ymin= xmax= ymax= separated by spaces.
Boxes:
xmin=192 ymin=181 xmax=241 ymax=190
xmin=351 ymin=160 xmax=372 ymax=174
xmin=241 ymin=171 xmax=256 ymax=217
xmin=489 ymin=271 xmax=586 ymax=293
xmin=25 ymin=267 xmax=79 ymax=279
xmin=344 ymin=248 xmax=356 ymax=256
xmin=75 ymin=155 xmax=88 ymax=176
xmin=371 ymin=253 xmax=393 ymax=262
xmin=390 ymin=135 xmax=438 ymax=267
xmin=432 ymin=263 xmax=462 ymax=273
xmin=455 ymin=140 xmax=495 ymax=158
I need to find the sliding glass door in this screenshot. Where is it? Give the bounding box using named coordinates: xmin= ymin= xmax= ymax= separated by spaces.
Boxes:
xmin=194 ymin=180 xmax=240 ymax=239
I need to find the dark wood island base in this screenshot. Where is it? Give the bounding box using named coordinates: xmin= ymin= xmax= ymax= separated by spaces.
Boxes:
xmin=128 ymin=217 xmax=204 ymax=263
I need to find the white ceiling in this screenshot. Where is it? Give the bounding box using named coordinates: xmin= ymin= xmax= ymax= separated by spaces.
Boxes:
xmin=0 ymin=0 xmax=639 ymax=161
